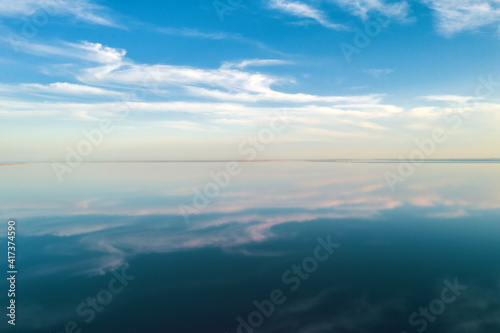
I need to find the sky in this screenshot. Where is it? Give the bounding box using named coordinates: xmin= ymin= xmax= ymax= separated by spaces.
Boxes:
xmin=0 ymin=0 xmax=500 ymax=162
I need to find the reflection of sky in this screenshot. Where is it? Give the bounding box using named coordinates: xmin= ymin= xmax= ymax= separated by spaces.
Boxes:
xmin=2 ymin=163 xmax=500 ymax=219
xmin=1 ymin=164 xmax=500 ymax=332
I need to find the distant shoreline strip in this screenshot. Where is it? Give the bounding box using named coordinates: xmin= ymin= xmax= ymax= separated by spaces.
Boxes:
xmin=2 ymin=159 xmax=500 ymax=166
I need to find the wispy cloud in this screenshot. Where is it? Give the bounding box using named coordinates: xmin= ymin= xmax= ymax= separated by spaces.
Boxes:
xmin=364 ymin=68 xmax=394 ymax=77
xmin=0 ymin=0 xmax=117 ymax=27
xmin=67 ymin=40 xmax=127 ymax=64
xmin=420 ymin=95 xmax=480 ymax=104
xmin=158 ymin=27 xmax=235 ymax=40
xmin=221 ymin=59 xmax=293 ymax=69
xmin=20 ymin=82 xmax=124 ymax=97
xmin=422 ymin=0 xmax=500 ymax=35
xmin=328 ymin=0 xmax=411 ymax=21
xmin=0 ymin=38 xmax=126 ymax=65
xmin=267 ymin=0 xmax=347 ymax=30
xmin=156 ymin=27 xmax=282 ymax=54
xmin=0 ymin=39 xmax=391 ymax=115
xmin=11 ymin=40 xmax=372 ymax=104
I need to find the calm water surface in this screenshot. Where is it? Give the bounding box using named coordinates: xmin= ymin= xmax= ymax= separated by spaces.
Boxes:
xmin=1 ymin=163 xmax=499 ymax=333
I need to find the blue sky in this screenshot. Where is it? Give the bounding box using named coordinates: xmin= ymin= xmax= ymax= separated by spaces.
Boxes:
xmin=0 ymin=0 xmax=500 ymax=162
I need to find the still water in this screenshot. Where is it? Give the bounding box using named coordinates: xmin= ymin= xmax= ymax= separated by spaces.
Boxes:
xmin=1 ymin=163 xmax=499 ymax=333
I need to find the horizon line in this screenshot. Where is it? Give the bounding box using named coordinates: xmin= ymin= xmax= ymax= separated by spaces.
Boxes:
xmin=2 ymin=158 xmax=500 ymax=166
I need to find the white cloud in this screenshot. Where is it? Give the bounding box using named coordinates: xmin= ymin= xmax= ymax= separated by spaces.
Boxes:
xmin=0 ymin=39 xmax=126 ymax=65
xmin=78 ymin=62 xmax=281 ymax=95
xmin=422 ymin=0 xmax=500 ymax=35
xmin=21 ymin=82 xmax=123 ymax=96
xmin=268 ymin=0 xmax=347 ymax=30
xmin=185 ymin=86 xmax=382 ymax=103
xmin=24 ymin=41 xmax=375 ymax=104
xmin=328 ymin=0 xmax=411 ymax=21
xmin=0 ymin=0 xmax=117 ymax=27
xmin=0 ymin=99 xmax=400 ymax=123
xmin=409 ymin=106 xmax=443 ymax=119
xmin=221 ymin=59 xmax=292 ymax=69
xmin=420 ymin=95 xmax=480 ymax=104
xmin=70 ymin=41 xmax=126 ymax=63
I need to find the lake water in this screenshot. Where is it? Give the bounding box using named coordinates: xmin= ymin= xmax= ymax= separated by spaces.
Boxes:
xmin=1 ymin=163 xmax=499 ymax=333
